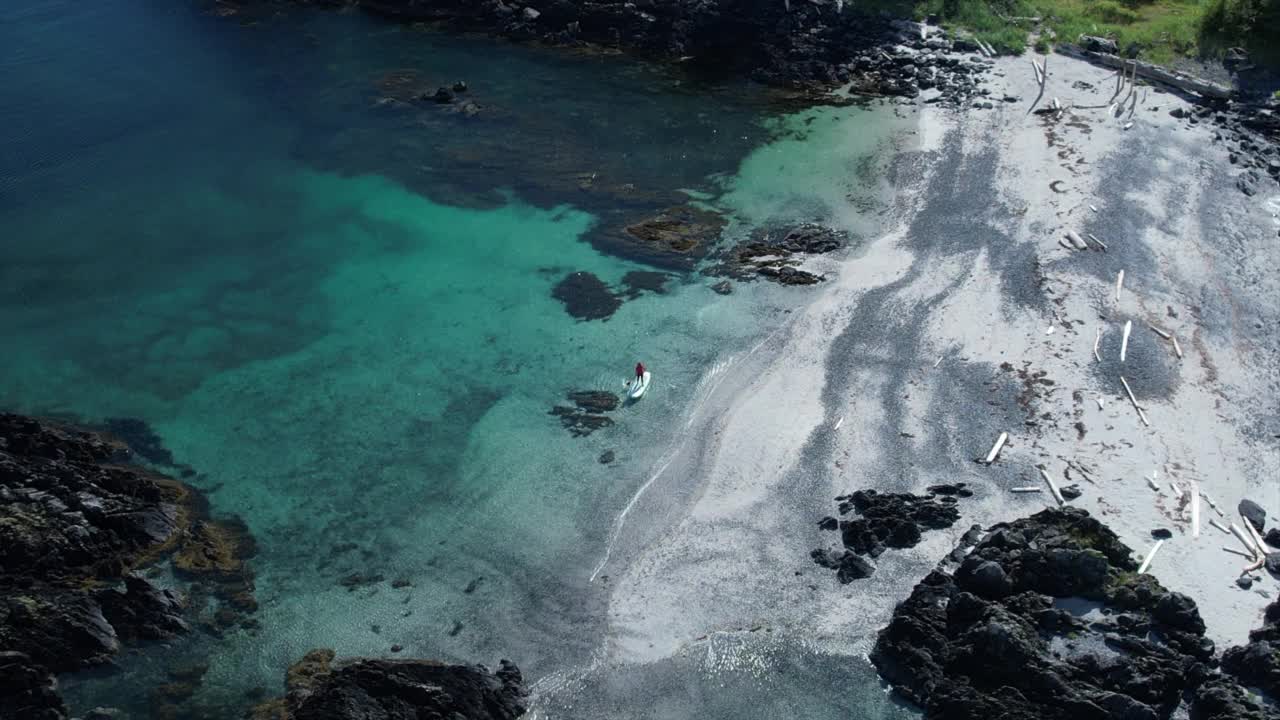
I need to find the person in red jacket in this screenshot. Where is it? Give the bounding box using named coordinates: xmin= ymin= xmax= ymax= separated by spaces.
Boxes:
xmin=635 ymin=361 xmax=646 ymax=382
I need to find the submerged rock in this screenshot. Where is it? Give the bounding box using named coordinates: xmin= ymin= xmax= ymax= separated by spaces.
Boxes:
xmin=616 ymin=205 xmax=726 ymax=268
xmin=549 ymin=389 xmax=623 ymax=438
xmin=251 ymin=648 xmax=526 ymax=720
xmin=870 ymin=507 xmax=1268 ymax=719
xmin=566 ymin=390 xmax=620 ymax=414
xmin=620 ymin=270 xmax=672 ymax=299
xmin=552 ymin=269 xmax=622 ymax=319
xmin=551 ymin=271 xmax=621 ymax=321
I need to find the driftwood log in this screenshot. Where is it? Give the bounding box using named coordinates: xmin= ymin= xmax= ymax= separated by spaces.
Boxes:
xmin=1055 ymin=45 xmax=1233 ymax=100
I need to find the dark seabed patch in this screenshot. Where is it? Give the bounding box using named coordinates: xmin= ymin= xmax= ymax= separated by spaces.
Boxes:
xmin=552 ymin=271 xmax=622 ymax=321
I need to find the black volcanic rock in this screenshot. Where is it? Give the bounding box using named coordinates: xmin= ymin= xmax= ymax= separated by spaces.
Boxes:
xmin=0 ymin=652 xmax=67 ymax=720
xmin=1221 ymin=597 xmax=1280 ymax=699
xmin=812 ymin=486 xmax=964 ymax=581
xmin=870 ymin=507 xmax=1272 ymax=720
xmin=1239 ymin=498 xmax=1266 ymax=532
xmin=0 ymin=412 xmax=257 ymax=695
xmin=709 ymin=223 xmax=848 ymax=287
xmin=251 ymin=648 xmax=526 ymax=720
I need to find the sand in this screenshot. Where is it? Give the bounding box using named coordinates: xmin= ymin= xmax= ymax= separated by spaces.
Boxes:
xmin=528 ymin=51 xmax=1280 ymax=716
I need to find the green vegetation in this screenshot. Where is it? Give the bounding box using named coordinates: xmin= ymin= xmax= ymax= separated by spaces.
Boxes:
xmin=860 ymin=0 xmax=1280 ymax=67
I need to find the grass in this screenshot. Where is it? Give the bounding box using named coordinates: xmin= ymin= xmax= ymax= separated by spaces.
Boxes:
xmin=852 ymin=0 xmax=1280 ymax=68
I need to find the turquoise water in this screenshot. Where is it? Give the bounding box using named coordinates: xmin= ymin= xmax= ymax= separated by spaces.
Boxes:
xmin=1 ymin=1 xmax=908 ymax=717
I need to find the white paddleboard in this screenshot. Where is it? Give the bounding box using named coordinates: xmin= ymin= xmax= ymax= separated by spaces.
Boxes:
xmin=628 ymin=371 xmax=651 ymax=400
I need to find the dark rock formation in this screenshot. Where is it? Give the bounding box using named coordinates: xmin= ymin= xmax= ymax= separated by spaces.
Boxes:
xmin=757 ymin=266 xmax=822 ymax=285
xmin=612 ymin=205 xmax=726 ymax=269
xmin=566 ymin=391 xmax=620 ymax=414
xmin=551 ymin=271 xmax=621 ymax=321
xmin=352 ymin=0 xmax=940 ymax=92
xmin=549 ymin=390 xmax=621 ymax=437
xmin=812 ymin=486 xmax=964 ymax=582
xmin=1221 ymin=597 xmax=1280 ymax=699
xmin=870 ymin=507 xmax=1273 ymax=720
xmin=548 ymin=406 xmax=614 ymax=437
xmin=0 ymin=413 xmax=256 ymax=680
xmin=1239 ymin=498 xmax=1267 ymax=532
xmin=620 ymin=270 xmax=672 ymax=299
xmin=708 ymin=223 xmax=847 ymax=286
xmin=251 ymin=648 xmax=526 ymax=720
xmin=0 ymin=651 xmax=67 ymax=720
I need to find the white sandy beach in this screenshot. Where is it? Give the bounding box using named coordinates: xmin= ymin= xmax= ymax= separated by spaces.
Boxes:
xmin=530 ymin=49 xmax=1280 ymax=716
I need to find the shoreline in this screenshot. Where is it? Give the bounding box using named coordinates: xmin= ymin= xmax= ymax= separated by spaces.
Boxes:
xmin=531 ymin=46 xmax=1280 ymax=712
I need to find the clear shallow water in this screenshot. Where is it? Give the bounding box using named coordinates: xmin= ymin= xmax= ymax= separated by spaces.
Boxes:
xmin=0 ymin=1 xmax=911 ymax=717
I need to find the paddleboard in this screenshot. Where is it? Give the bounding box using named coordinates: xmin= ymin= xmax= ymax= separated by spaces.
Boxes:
xmin=628 ymin=371 xmax=651 ymax=400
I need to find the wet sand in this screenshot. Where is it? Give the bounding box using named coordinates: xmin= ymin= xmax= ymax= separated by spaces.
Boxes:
xmin=531 ymin=50 xmax=1280 ymax=715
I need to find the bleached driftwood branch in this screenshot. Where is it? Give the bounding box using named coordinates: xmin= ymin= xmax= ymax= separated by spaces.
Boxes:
xmin=1231 ymin=522 xmax=1260 ymax=558
xmin=1191 ymin=482 xmax=1200 ymax=537
xmin=1039 ymin=467 xmax=1065 ymax=505
xmin=1093 ymin=327 xmax=1102 ymax=362
xmin=1028 ymin=56 xmax=1048 ymax=115
xmin=1138 ymin=539 xmax=1163 ymax=574
xmin=1120 ymin=375 xmax=1150 ymax=427
xmin=1120 ymin=320 xmax=1132 ymax=362
xmin=985 ymin=432 xmax=1008 ymax=464
xmin=1115 ymin=270 xmax=1125 ymax=303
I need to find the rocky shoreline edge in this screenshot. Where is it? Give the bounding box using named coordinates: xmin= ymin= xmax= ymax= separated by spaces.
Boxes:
xmin=6 ymin=410 xmax=1275 ymax=719
xmin=0 ymin=414 xmax=529 ymax=720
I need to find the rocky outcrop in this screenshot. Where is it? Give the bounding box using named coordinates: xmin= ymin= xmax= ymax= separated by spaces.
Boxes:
xmin=707 ymin=223 xmax=847 ymax=286
xmin=1221 ymin=597 xmax=1280 ymax=699
xmin=610 ymin=205 xmax=727 ymax=270
xmin=870 ymin=507 xmax=1273 ymax=720
xmin=811 ymin=485 xmax=966 ymax=582
xmin=0 ymin=651 xmax=68 ymax=720
xmin=0 ymin=413 xmax=257 ymax=679
xmin=252 ymin=648 xmax=526 ymax=720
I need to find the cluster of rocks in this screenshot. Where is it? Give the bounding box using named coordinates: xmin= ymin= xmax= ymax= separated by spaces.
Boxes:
xmin=811 ymin=484 xmax=968 ymax=582
xmin=373 ymin=70 xmax=482 ymax=116
xmin=706 ymin=223 xmax=847 ymax=287
xmin=1222 ymin=596 xmax=1280 ymax=700
xmin=846 ymin=39 xmax=1000 ymax=108
xmin=249 ymin=648 xmax=526 ymax=720
xmin=870 ymin=507 xmax=1277 ymax=720
xmin=549 ymin=389 xmax=620 ymax=437
xmin=0 ymin=414 xmax=258 ymax=718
